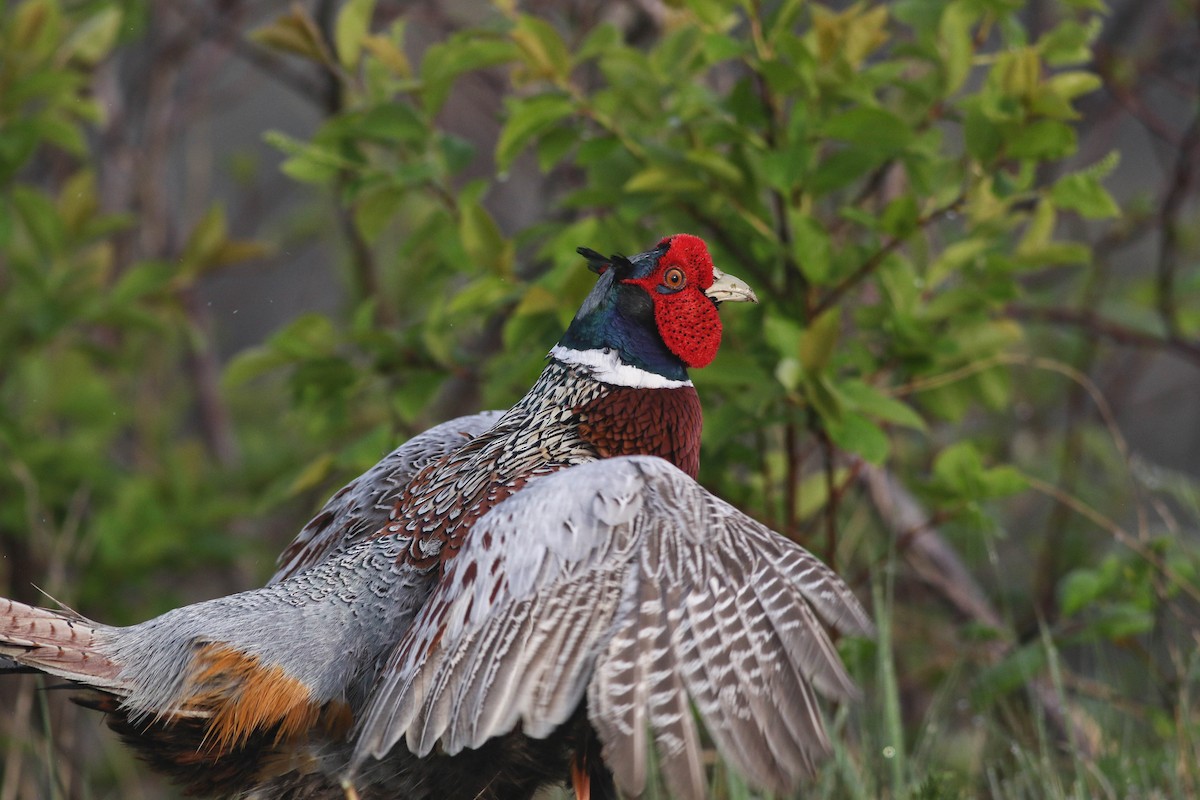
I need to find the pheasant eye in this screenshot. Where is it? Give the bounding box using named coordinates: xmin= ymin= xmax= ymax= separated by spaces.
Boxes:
xmin=663 ymin=267 xmax=686 ymax=290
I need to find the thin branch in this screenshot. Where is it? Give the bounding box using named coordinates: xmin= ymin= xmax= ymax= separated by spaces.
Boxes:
xmin=809 ymin=194 xmax=965 ymax=319
xmin=814 ymin=423 xmax=839 ymax=569
xmin=683 ymin=203 xmax=778 ymax=293
xmin=1155 ymin=24 xmax=1200 ymax=340
xmin=1024 ymin=475 xmax=1200 ymax=606
xmin=783 ymin=420 xmax=800 ymax=540
xmin=1093 ymin=54 xmax=1183 ymax=148
xmin=182 ymin=0 xmax=330 ymax=107
xmin=1006 ymin=305 xmax=1200 ymax=368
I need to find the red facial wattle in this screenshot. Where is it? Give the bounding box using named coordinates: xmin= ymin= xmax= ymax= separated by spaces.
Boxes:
xmin=625 ymin=234 xmax=723 ymax=369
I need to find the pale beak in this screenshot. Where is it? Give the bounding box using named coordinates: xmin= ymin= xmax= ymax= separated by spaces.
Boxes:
xmin=705 ymin=267 xmax=758 ymax=304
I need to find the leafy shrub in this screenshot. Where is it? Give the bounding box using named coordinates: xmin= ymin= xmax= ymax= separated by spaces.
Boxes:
xmin=2 ymin=0 xmax=1197 ymax=797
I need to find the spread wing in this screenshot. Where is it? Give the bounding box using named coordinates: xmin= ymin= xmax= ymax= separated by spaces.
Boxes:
xmin=352 ymin=455 xmax=874 ymax=797
xmin=270 ymin=411 xmax=505 ymax=584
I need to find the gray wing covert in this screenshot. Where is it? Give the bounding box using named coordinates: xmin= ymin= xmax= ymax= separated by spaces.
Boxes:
xmin=270 ymin=411 xmax=505 ymax=584
xmin=351 ymin=455 xmax=873 ymax=798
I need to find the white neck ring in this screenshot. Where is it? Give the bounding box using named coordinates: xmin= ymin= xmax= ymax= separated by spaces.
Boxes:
xmin=549 ymin=345 xmax=693 ymax=389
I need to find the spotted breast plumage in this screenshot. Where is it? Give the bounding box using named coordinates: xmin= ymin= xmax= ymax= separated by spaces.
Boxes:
xmin=0 ymin=234 xmax=873 ymax=799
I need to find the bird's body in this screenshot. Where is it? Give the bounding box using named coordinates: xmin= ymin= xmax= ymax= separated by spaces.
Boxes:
xmin=0 ymin=235 xmax=872 ymax=799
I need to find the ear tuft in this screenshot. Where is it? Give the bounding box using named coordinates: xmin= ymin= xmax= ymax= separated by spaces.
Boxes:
xmin=576 ymin=247 xmax=610 ymax=275
xmin=577 ymin=246 xmax=636 ymax=279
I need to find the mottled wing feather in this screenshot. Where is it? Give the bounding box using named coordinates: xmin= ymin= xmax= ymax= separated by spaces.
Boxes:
xmin=270 ymin=411 xmax=505 ymax=583
xmin=353 ymin=455 xmax=872 ymax=798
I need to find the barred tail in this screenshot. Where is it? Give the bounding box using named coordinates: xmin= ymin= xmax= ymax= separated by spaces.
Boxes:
xmin=0 ymin=597 xmax=127 ymax=694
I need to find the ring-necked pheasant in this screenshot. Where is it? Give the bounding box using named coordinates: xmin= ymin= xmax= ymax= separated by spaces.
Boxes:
xmin=0 ymin=234 xmax=873 ymax=799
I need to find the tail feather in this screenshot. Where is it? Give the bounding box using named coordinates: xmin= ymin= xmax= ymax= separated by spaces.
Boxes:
xmin=0 ymin=597 xmax=127 ymax=693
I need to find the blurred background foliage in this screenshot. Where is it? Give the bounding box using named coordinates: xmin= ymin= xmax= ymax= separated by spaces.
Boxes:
xmin=1 ymin=0 xmax=1198 ymax=797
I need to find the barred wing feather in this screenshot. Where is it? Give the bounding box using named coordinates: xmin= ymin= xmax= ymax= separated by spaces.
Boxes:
xmin=353 ymin=455 xmax=873 ymax=797
xmin=271 ymin=411 xmax=505 ymax=583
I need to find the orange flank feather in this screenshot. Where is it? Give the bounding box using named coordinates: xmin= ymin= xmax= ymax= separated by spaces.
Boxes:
xmin=185 ymin=643 xmax=351 ymax=752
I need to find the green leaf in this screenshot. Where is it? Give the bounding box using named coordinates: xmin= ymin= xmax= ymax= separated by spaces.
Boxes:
xmin=839 ymin=380 xmax=927 ymax=432
xmin=938 ymin=2 xmax=975 ymax=94
xmin=346 ymin=103 xmax=426 ymax=144
xmin=804 ymin=373 xmax=843 ymax=424
xmin=264 ymin=131 xmax=353 ymax=185
xmin=774 ymin=358 xmax=802 ymax=392
xmin=287 ymin=453 xmax=336 ymax=496
xmin=12 ymin=0 xmax=62 ymax=61
xmin=1060 ymin=568 xmax=1104 ymax=616
xmin=61 ymin=6 xmax=122 ymax=66
xmin=440 ymin=133 xmax=476 ymax=175
xmin=808 ymin=148 xmax=885 ymax=195
xmin=927 ymin=238 xmax=989 ymax=287
xmin=58 ymin=169 xmax=97 ymax=232
xmin=701 ymin=30 xmax=746 ymax=63
xmin=793 ymin=467 xmax=851 ymax=523
xmin=1051 ymin=170 xmax=1119 ymax=219
xmin=110 ymin=261 xmax=174 ymax=305
xmin=11 ymin=185 xmax=65 ymax=257
xmin=1016 ymin=199 xmax=1055 ymax=257
xmin=623 ymin=166 xmax=705 ymax=194
xmin=761 ymin=145 xmax=808 ymax=193
xmin=934 ymin=440 xmax=984 ymax=495
xmin=354 ymin=184 xmax=405 ymax=240
xmin=420 ymin=36 xmax=519 ymax=115
xmin=536 ymin=126 xmax=577 ymax=172
xmin=512 ymin=285 xmax=560 ymax=317
xmin=335 ymin=0 xmax=375 ymax=69
xmin=826 ymin=411 xmax=889 ymax=464
xmin=763 ymin=313 xmax=804 ymax=361
xmin=1039 ymin=18 xmax=1102 ymax=66
xmin=974 ymin=644 xmax=1047 ymax=704
xmin=0 ymin=119 xmax=41 ymax=183
xmin=934 ymin=442 xmax=1026 ymax=499
xmin=179 ymin=205 xmax=227 ymax=277
xmin=1006 ymin=119 xmax=1076 ymax=160
xmin=979 ymin=464 xmax=1027 ymax=497
xmin=685 ymin=149 xmax=744 ymax=186
xmin=880 ymin=195 xmax=919 ymax=238
xmin=575 ymin=23 xmax=621 ymax=63
xmin=1087 ymin=604 xmax=1156 ymax=640
xmin=268 ymin=313 xmax=338 ymax=359
xmin=821 ymin=107 xmax=914 ymax=156
xmin=362 ymin=30 xmax=411 ymax=77
xmin=511 ymin=15 xmax=571 ymax=80
xmin=1044 ymin=70 xmax=1102 ymax=102
xmin=799 ymin=308 xmax=840 ymax=374
xmin=790 ymin=213 xmax=832 ymax=284
xmin=250 ymin=5 xmax=336 ymax=67
xmin=964 ymin=104 xmax=1003 ymax=163
xmin=459 ymin=195 xmax=514 ymax=277
xmin=223 ymin=345 xmax=293 ymax=387
xmin=496 ymin=94 xmax=575 ymax=173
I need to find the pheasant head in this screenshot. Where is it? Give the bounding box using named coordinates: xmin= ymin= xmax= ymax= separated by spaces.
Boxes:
xmin=559 ymin=234 xmax=757 ymax=383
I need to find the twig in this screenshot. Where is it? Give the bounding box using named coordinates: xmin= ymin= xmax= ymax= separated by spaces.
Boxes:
xmin=1024 ymin=475 xmax=1200 ymax=606
xmin=813 ymin=422 xmax=839 ymax=569
xmin=1006 ymin=305 xmax=1200 ymax=368
xmin=783 ymin=421 xmax=800 ymax=540
xmin=809 ymin=194 xmax=965 ymax=319
xmin=1155 ymin=20 xmax=1200 ymax=340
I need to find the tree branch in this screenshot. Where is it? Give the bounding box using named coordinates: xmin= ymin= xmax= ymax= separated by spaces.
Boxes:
xmin=1155 ymin=23 xmax=1200 ymax=339
xmin=1006 ymin=304 xmax=1200 ymax=368
xmin=809 ymin=194 xmax=965 ymax=319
